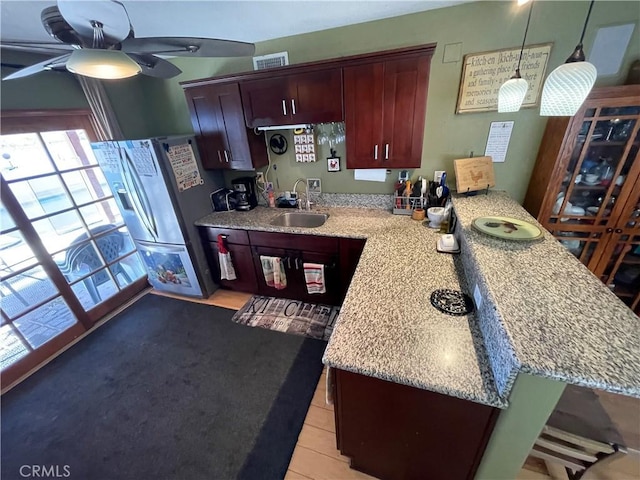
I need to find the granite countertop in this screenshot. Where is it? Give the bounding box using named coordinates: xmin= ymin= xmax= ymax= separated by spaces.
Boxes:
xmin=196 ymin=206 xmax=506 ymax=408
xmin=452 ymin=191 xmax=640 ymax=398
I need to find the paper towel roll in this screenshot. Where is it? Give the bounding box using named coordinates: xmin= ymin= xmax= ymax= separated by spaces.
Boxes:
xmin=354 ymin=169 xmax=387 ymax=182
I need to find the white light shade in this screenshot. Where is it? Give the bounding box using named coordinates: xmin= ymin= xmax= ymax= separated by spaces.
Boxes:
xmin=540 ymin=61 xmax=597 ymax=116
xmin=498 ymin=77 xmax=528 ymax=112
xmin=67 ymin=49 xmax=141 ymax=79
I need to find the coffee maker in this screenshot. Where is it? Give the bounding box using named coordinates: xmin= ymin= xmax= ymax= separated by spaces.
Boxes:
xmin=231 ymin=176 xmax=258 ymax=211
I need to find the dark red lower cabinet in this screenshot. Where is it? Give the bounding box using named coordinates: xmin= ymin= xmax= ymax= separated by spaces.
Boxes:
xmin=333 ymin=369 xmax=499 ymax=480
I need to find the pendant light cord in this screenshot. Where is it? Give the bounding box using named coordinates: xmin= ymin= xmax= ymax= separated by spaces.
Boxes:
xmin=516 ymin=1 xmax=534 ymax=75
xmin=578 ymin=0 xmax=595 ymax=46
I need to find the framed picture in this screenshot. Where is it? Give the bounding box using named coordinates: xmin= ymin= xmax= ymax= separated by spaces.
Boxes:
xmin=327 ymin=156 xmax=341 ymax=172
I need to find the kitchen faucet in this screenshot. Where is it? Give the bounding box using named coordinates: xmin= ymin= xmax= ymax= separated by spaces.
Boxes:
xmin=292 ymin=178 xmax=311 ymax=210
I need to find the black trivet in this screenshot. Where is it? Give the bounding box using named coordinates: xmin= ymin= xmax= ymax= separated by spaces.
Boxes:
xmin=430 ymin=289 xmax=474 ymax=316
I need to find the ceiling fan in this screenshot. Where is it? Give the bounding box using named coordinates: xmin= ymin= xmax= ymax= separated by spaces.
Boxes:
xmin=2 ymin=0 xmax=256 ymax=81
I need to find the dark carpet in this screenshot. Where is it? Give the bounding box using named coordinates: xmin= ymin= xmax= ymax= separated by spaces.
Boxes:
xmin=1 ymin=294 xmax=326 ymax=480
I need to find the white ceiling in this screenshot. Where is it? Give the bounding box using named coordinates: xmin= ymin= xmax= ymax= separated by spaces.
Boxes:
xmin=1 ymin=0 xmax=472 ymax=46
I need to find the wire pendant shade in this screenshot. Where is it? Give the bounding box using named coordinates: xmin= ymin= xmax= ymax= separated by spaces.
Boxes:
xmin=497 ymin=1 xmax=534 ymax=113
xmin=498 ymin=77 xmax=529 ymax=112
xmin=540 ymin=0 xmax=597 ymax=116
xmin=540 ymin=61 xmax=597 ymax=116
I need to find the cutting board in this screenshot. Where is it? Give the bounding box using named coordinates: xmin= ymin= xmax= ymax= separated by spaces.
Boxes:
xmin=453 ymin=156 xmax=496 ymax=193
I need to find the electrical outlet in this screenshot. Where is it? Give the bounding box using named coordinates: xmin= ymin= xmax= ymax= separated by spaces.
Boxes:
xmin=473 ymin=283 xmax=483 ymax=310
xmin=434 ymin=170 xmax=445 ymax=183
xmin=256 ymin=172 xmax=265 ymax=184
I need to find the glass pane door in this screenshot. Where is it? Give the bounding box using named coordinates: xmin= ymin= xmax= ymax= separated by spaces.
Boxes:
xmin=0 ymin=215 xmax=78 ymax=370
xmin=1 ymin=131 xmax=146 ymax=314
xmin=1 ymin=126 xmax=148 ymax=381
xmin=550 ymin=107 xmax=639 ymax=229
xmin=550 ymin=228 xmax=605 ymax=269
xmin=598 ymin=234 xmax=640 ymax=315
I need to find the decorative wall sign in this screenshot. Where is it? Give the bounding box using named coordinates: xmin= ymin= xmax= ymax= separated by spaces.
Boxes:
xmin=456 ymin=43 xmax=552 ymax=114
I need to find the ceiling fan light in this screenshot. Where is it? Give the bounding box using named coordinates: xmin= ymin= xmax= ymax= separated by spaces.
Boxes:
xmin=498 ymin=77 xmax=528 ymax=113
xmin=540 ymin=61 xmax=597 ymax=116
xmin=67 ymin=49 xmax=141 ymax=79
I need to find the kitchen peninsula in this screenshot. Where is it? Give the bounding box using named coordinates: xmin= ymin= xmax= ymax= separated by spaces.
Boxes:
xmin=195 ymin=190 xmax=640 ymax=479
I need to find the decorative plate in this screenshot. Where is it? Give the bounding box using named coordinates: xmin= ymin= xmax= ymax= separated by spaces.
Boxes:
xmin=269 ymin=134 xmax=288 ymax=155
xmin=471 ymin=216 xmax=543 ymax=241
xmin=430 ymin=289 xmax=474 ymax=316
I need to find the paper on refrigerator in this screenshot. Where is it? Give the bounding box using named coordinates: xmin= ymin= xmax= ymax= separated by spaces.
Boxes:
xmin=166 ymin=143 xmax=204 ymax=191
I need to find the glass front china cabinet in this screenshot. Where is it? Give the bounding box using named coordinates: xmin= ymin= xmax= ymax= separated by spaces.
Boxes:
xmin=524 ymin=85 xmax=640 ymax=315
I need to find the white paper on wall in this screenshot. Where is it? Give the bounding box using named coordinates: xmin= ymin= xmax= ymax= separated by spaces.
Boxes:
xmin=485 ymin=121 xmax=514 ymax=163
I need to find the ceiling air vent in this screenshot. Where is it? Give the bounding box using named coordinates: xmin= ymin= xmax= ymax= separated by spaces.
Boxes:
xmin=253 ymin=52 xmax=289 ymax=71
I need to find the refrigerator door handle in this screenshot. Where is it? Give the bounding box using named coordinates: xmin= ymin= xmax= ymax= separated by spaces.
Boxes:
xmin=119 ymin=148 xmax=157 ymax=240
xmin=136 ymin=239 xmax=185 ymax=252
xmin=123 ymin=147 xmax=159 ymax=239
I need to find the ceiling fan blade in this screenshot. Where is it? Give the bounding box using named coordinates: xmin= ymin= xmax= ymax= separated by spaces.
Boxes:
xmin=127 ymin=53 xmax=182 ymax=79
xmin=57 ymin=0 xmax=131 ymax=45
xmin=121 ymin=37 xmax=256 ymax=58
xmin=2 ymin=54 xmax=70 ymax=80
xmin=1 ymin=43 xmax=74 ymax=55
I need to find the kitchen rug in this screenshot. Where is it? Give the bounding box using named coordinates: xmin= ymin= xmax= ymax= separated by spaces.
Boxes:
xmin=232 ymin=295 xmax=340 ymax=341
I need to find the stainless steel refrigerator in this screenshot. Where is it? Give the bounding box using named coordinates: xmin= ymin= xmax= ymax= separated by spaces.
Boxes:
xmin=91 ymin=136 xmax=224 ymax=298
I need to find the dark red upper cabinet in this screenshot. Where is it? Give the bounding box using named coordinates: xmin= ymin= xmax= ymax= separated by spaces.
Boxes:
xmin=345 ymin=55 xmax=431 ymax=169
xmin=241 ymin=68 xmax=343 ymax=128
xmin=344 ymin=63 xmax=385 ymax=169
xmin=184 ymin=82 xmax=268 ymax=171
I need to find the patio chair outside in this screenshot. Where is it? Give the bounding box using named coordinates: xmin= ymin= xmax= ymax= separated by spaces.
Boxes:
xmin=56 ymin=224 xmax=132 ymax=304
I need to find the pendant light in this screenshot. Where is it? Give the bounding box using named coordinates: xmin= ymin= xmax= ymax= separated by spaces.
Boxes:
xmin=498 ymin=1 xmax=534 ymax=113
xmin=540 ymin=0 xmax=597 ymax=116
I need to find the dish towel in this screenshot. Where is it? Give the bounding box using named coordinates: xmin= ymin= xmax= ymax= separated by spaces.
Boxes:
xmin=217 ymin=235 xmax=236 ymax=281
xmin=303 ymin=262 xmax=326 ymax=294
xmin=260 ymin=256 xmax=287 ymax=290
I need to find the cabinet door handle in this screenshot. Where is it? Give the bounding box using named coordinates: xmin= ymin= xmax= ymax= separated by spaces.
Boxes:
xmin=217 ymin=150 xmax=223 ymax=163
xmin=614 ymin=228 xmax=622 ymax=234
xmin=606 ymin=228 xmax=614 ymax=233
xmin=282 ymin=99 xmax=287 ymax=116
xmin=224 ymin=150 xmax=230 ymax=163
xmin=291 ymin=98 xmax=296 ymax=115
xmin=385 ymin=143 xmax=389 ymax=160
xmin=374 ymin=144 xmax=378 ymax=160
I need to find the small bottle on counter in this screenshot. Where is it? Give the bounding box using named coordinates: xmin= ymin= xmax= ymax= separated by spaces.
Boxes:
xmin=268 ymin=190 xmax=275 ymax=208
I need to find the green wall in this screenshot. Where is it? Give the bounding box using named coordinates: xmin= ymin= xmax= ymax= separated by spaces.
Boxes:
xmin=122 ymin=0 xmax=639 ymax=202
xmin=476 ymin=374 xmax=566 ymax=479
xmin=1 ymin=51 xmax=89 ymax=110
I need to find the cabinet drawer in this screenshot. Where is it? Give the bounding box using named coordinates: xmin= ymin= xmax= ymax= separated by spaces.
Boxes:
xmin=249 ymin=231 xmax=339 ymax=252
xmin=203 ymin=227 xmax=249 ymax=245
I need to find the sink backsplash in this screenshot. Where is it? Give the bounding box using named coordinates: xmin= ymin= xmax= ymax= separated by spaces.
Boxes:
xmin=311 ymin=193 xmax=393 ymax=210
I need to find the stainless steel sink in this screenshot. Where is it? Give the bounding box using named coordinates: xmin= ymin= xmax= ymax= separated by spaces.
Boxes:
xmin=270 ymin=212 xmax=329 ymax=228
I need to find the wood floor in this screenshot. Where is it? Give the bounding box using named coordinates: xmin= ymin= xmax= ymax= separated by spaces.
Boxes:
xmin=163 ymin=289 xmax=640 ymax=480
